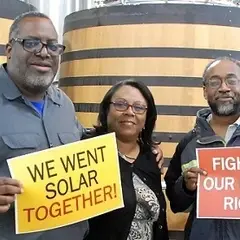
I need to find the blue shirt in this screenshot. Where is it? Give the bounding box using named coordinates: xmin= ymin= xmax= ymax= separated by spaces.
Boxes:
xmin=31 ymin=100 xmax=45 ymax=115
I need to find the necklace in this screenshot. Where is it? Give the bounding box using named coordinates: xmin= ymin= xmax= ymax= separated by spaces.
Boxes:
xmin=118 ymin=151 xmax=136 ymax=161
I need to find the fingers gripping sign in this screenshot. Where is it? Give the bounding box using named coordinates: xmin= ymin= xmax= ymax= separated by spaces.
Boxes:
xmin=0 ymin=177 xmax=23 ymax=213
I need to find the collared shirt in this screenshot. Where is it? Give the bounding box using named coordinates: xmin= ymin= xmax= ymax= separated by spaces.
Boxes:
xmin=206 ymin=113 xmax=240 ymax=144
xmin=0 ymin=64 xmax=88 ymax=240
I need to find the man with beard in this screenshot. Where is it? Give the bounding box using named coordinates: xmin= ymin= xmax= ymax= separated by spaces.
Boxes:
xmin=0 ymin=11 xmax=164 ymax=240
xmin=0 ymin=11 xmax=89 ymax=240
xmin=165 ymin=57 xmax=240 ymax=240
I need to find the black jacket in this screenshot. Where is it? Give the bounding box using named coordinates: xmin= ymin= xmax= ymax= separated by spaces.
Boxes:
xmin=86 ymin=145 xmax=169 ymax=240
xmin=165 ymin=108 xmax=240 ymax=240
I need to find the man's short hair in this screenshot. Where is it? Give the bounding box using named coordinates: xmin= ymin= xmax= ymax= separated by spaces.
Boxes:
xmin=9 ymin=11 xmax=50 ymax=40
xmin=202 ymin=56 xmax=240 ymax=85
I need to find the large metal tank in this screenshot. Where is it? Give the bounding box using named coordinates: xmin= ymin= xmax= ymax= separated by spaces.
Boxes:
xmin=19 ymin=0 xmax=95 ymax=43
xmin=0 ymin=0 xmax=36 ymax=65
xmin=60 ymin=1 xmax=240 ymax=238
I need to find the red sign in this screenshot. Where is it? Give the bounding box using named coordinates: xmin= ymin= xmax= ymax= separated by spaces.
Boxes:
xmin=197 ymin=147 xmax=240 ymax=219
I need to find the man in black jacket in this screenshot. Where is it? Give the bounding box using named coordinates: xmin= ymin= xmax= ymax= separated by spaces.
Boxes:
xmin=165 ymin=56 xmax=240 ymax=240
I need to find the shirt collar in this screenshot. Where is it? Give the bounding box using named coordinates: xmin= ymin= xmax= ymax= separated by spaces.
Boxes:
xmin=234 ymin=116 xmax=240 ymax=126
xmin=46 ymin=85 xmax=62 ymax=106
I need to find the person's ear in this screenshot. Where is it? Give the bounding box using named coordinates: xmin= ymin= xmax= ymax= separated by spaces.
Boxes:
xmin=5 ymin=42 xmax=12 ymax=59
xmin=203 ymin=85 xmax=207 ymax=100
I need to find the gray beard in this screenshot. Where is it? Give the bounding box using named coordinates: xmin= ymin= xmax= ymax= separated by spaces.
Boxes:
xmin=23 ymin=71 xmax=55 ymax=94
xmin=208 ymin=101 xmax=240 ymax=116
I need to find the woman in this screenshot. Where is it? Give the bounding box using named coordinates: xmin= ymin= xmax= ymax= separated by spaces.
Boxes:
xmin=85 ymin=79 xmax=168 ymax=240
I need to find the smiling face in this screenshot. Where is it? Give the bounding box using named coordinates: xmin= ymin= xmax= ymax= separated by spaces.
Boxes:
xmin=203 ymin=60 xmax=240 ymax=116
xmin=107 ymin=85 xmax=147 ymax=142
xmin=6 ymin=17 xmax=59 ymax=95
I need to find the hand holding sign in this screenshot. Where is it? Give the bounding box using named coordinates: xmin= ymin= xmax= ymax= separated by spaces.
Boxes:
xmin=0 ymin=177 xmax=23 ymax=213
xmin=183 ymin=167 xmax=207 ymax=191
xmin=7 ymin=133 xmax=124 ymax=234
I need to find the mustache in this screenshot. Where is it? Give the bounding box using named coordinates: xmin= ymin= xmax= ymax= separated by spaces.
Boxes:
xmin=215 ymin=95 xmax=234 ymax=99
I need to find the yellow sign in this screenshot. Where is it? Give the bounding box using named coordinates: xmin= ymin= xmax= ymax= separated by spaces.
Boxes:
xmin=7 ymin=133 xmax=123 ymax=234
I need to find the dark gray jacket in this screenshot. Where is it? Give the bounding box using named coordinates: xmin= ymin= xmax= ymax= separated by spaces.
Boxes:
xmin=165 ymin=108 xmax=240 ymax=240
xmin=0 ymin=64 xmax=88 ymax=240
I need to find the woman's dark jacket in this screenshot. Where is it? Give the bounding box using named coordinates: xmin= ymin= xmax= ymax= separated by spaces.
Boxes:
xmin=83 ymin=133 xmax=169 ymax=240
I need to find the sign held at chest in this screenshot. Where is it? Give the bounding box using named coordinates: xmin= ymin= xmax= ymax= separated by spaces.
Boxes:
xmin=197 ymin=147 xmax=240 ymax=219
xmin=7 ymin=133 xmax=123 ymax=234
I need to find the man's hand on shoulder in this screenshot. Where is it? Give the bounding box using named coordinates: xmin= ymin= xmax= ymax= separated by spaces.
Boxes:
xmin=151 ymin=144 xmax=164 ymax=174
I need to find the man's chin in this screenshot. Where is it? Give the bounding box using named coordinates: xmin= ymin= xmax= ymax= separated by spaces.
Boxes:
xmin=209 ymin=102 xmax=235 ymax=116
xmin=215 ymin=106 xmax=236 ymax=116
xmin=24 ymin=81 xmax=53 ymax=95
